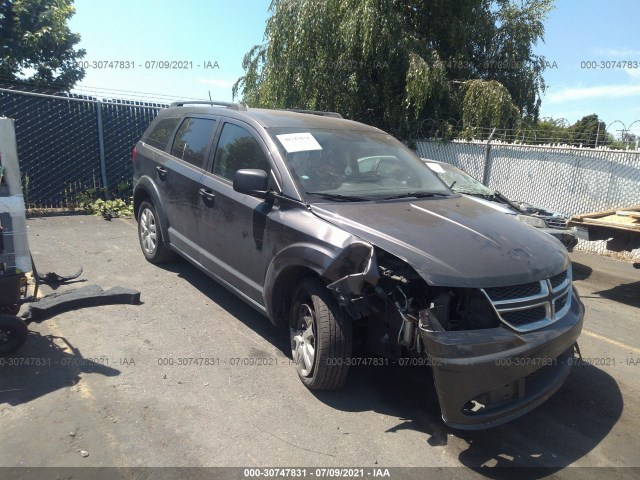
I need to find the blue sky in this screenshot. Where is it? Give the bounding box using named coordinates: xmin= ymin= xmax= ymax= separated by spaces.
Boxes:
xmin=68 ymin=0 xmax=640 ymax=135
xmin=67 ymin=0 xmax=271 ymax=102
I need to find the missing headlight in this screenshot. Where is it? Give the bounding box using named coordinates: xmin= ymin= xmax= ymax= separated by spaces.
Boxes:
xmin=375 ymin=249 xmax=499 ymax=336
xmin=431 ymin=288 xmax=499 ymax=331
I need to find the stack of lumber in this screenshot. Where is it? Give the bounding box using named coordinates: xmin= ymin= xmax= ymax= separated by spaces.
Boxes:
xmin=570 ymin=206 xmax=640 ymax=232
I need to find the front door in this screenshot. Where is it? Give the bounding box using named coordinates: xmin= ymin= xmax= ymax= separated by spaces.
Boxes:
xmin=197 ymin=120 xmax=275 ymax=307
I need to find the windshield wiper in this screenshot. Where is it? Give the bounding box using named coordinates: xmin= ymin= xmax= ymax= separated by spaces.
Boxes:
xmin=306 ymin=192 xmax=372 ymax=202
xmin=494 ymin=191 xmax=525 ymax=212
xmin=457 ymin=190 xmax=496 ymax=199
xmin=381 ymin=191 xmax=449 ymax=200
xmin=458 ymin=190 xmax=524 ymax=209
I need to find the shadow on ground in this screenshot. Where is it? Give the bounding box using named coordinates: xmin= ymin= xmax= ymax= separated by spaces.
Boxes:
xmin=312 ymin=362 xmax=622 ymax=478
xmin=156 ymin=258 xmax=623 ymax=477
xmin=571 ymin=261 xmax=593 ymax=281
xmin=594 ymin=280 xmax=640 ymax=309
xmin=156 ymin=259 xmax=290 ymax=355
xmin=0 ymin=331 xmax=120 ymax=406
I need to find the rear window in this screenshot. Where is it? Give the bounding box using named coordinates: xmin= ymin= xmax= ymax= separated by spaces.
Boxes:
xmin=145 ymin=117 xmax=180 ymax=150
xmin=171 ymin=118 xmax=217 ymax=168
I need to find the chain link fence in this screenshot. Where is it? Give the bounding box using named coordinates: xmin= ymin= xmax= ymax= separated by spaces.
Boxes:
xmin=0 ymin=88 xmax=165 ymax=208
xmin=415 ymin=139 xmax=640 ymax=260
xmin=415 ymin=116 xmax=640 ymax=149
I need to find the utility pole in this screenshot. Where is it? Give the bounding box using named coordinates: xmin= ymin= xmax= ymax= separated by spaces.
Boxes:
xmin=616 ymin=128 xmax=628 ymax=147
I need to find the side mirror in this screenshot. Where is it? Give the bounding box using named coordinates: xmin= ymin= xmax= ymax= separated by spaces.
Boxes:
xmin=233 ymin=169 xmax=269 ymax=198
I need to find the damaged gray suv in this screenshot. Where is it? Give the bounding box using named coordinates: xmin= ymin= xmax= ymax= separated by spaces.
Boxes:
xmin=133 ymin=102 xmax=584 ymax=429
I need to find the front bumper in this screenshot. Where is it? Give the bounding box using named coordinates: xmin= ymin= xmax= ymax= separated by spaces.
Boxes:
xmin=419 ymin=288 xmax=584 ymax=429
xmin=540 ymin=227 xmax=578 ymax=251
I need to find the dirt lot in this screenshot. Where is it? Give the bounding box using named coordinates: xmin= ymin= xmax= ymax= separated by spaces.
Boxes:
xmin=1 ymin=215 xmax=639 ymax=478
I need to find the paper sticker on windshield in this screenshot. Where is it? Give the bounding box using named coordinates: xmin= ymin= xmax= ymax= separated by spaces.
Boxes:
xmin=276 ymin=133 xmax=322 ymax=153
xmin=426 ymin=162 xmax=445 ymax=173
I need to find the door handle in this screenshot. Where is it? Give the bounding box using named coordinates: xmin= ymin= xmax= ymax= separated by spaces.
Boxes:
xmin=199 ymin=188 xmax=216 ymax=202
xmin=156 ymin=166 xmax=167 ymax=178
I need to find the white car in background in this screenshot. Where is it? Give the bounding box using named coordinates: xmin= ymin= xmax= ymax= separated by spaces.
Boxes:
xmin=421 ymin=159 xmax=578 ymax=251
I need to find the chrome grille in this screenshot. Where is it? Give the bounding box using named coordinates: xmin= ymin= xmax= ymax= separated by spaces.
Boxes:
xmin=501 ymin=306 xmax=547 ymax=327
xmin=481 ymin=267 xmax=573 ymax=332
xmin=550 ymin=271 xmax=568 ymax=290
xmin=554 ymin=291 xmax=569 ymax=313
xmin=544 ymin=217 xmax=568 ymax=229
xmin=484 ymin=282 xmax=541 ymax=302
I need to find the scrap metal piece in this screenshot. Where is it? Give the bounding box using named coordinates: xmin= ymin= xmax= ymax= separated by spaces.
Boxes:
xmin=21 ymin=285 xmax=141 ymax=323
xmin=36 ymin=267 xmax=84 ymax=285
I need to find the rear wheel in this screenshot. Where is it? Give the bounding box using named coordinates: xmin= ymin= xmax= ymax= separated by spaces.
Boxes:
xmin=2 ymin=304 xmax=20 ymax=315
xmin=290 ymin=277 xmax=352 ymax=390
xmin=0 ymin=315 xmax=28 ymax=355
xmin=138 ymin=201 xmax=175 ymax=264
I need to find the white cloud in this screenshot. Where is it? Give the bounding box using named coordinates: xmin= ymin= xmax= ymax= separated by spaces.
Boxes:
xmin=197 ymin=78 xmax=234 ymax=88
xmin=624 ymin=68 xmax=640 ymax=79
xmin=540 ymin=110 xmax=590 ymax=123
xmin=546 ymin=84 xmax=640 ymax=103
xmin=592 ymin=48 xmax=640 ymax=57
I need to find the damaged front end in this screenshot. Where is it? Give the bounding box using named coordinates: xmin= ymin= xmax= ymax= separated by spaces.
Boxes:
xmin=324 ymin=245 xmax=584 ymax=430
xmin=420 ymin=276 xmax=583 ymax=429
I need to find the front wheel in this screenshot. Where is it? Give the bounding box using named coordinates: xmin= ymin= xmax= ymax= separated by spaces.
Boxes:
xmin=290 ymin=277 xmax=352 ymax=390
xmin=0 ymin=315 xmax=29 ymax=355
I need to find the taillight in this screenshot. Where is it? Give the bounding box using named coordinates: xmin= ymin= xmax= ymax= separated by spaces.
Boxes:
xmin=132 ymin=146 xmax=137 ymax=162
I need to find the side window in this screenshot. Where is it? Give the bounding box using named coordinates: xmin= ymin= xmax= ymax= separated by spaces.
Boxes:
xmin=357 ymin=157 xmax=377 ymax=173
xmin=170 ymin=118 xmax=216 ymax=168
xmin=377 ymin=157 xmax=402 ymax=175
xmin=212 ymin=123 xmax=270 ymax=181
xmin=145 ymin=117 xmax=180 ymax=150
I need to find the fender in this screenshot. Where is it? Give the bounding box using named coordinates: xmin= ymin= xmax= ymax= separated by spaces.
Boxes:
xmin=133 ymin=176 xmax=171 ymax=248
xmin=263 ymin=240 xmax=378 ymax=326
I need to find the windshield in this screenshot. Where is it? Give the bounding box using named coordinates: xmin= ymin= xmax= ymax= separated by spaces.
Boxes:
xmin=270 ymin=128 xmax=451 ymax=201
xmin=423 ymin=161 xmax=495 ymax=196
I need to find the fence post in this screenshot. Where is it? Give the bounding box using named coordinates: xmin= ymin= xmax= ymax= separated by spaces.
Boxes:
xmin=96 ymin=100 xmax=110 ymax=199
xmin=481 ymin=127 xmax=496 ymax=186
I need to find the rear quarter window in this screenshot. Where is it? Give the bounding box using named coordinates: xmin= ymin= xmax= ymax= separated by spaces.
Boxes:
xmin=144 ymin=117 xmax=180 ymax=150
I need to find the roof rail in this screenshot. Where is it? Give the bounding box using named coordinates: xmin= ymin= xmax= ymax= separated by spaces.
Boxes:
xmin=169 ymin=101 xmax=247 ymax=111
xmin=280 ymin=109 xmax=343 ymax=119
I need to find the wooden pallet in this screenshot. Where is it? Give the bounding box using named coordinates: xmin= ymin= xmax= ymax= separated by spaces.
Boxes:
xmin=570 ymin=205 xmax=640 ymax=232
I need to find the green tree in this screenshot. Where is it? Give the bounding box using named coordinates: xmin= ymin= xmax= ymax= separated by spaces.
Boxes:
xmin=0 ymin=0 xmax=85 ymax=91
xmin=476 ymin=0 xmax=553 ymax=121
xmin=527 ymin=117 xmax=572 ymax=144
xmin=233 ymin=0 xmax=553 ymax=138
xmin=570 ymin=114 xmax=606 ymax=148
xmin=461 ymin=80 xmax=519 ymax=139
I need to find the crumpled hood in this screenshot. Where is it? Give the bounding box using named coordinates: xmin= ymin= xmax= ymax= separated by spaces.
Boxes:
xmin=310 ymin=195 xmax=569 ymax=288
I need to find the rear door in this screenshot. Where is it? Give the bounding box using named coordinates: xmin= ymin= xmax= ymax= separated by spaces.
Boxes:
xmin=137 ymin=115 xmax=181 ymax=188
xmin=158 ymin=115 xmax=219 ymax=259
xmin=197 ymin=119 xmax=276 ymax=306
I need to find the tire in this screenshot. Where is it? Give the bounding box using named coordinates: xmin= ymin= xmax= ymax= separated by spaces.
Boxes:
xmin=0 ymin=315 xmax=28 ymax=355
xmin=137 ymin=201 xmax=175 ymax=264
xmin=290 ymin=277 xmax=352 ymax=390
